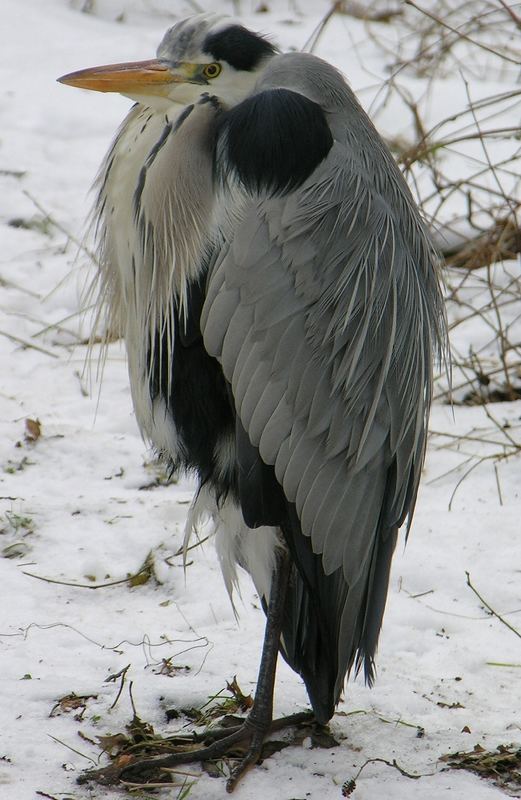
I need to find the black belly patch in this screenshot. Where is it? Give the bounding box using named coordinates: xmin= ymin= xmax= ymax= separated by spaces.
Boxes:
xmin=148 ymin=276 xmax=237 ymax=500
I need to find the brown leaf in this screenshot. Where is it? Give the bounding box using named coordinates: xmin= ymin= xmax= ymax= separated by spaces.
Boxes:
xmin=126 ymin=713 xmax=155 ymax=742
xmin=226 ymin=676 xmax=253 ymax=712
xmin=114 ymin=754 xmax=135 ymax=769
xmin=49 ymin=692 xmax=97 ymax=717
xmin=128 ymin=551 xmax=160 ymax=587
xmin=441 ymin=743 xmax=521 ymax=793
xmin=25 ymin=418 xmax=41 ymax=443
xmin=98 ymin=733 xmax=129 ymax=757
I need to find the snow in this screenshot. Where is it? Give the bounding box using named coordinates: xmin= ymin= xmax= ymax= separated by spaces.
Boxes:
xmin=1 ymin=1 xmax=520 ymax=799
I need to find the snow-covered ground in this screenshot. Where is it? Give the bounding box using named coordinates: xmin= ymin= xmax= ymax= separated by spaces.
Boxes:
xmin=1 ymin=2 xmax=520 ymax=799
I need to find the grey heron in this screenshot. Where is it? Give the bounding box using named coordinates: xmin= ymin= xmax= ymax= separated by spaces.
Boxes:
xmin=59 ymin=14 xmax=446 ymax=791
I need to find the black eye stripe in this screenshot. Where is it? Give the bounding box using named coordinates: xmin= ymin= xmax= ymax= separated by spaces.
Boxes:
xmin=203 ymin=25 xmax=276 ymax=72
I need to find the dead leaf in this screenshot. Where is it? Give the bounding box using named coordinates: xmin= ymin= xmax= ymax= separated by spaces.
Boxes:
xmin=49 ymin=693 xmax=97 ymax=718
xmin=126 ymin=713 xmax=155 ymax=742
xmin=226 ymin=677 xmax=253 ymax=712
xmin=128 ymin=551 xmax=160 ymax=587
xmin=25 ymin=418 xmax=41 ymax=443
xmin=98 ymin=733 xmax=129 ymax=756
xmin=441 ymin=743 xmax=521 ymax=793
xmin=114 ymin=754 xmax=135 ymax=769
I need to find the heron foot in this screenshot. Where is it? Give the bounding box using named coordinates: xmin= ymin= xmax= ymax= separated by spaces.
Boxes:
xmin=203 ymin=710 xmax=315 ymax=791
xmin=77 ymin=710 xmax=314 ymax=791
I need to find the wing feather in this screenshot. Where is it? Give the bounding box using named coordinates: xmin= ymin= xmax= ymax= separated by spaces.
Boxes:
xmin=248 ymin=375 xmax=287 ymax=445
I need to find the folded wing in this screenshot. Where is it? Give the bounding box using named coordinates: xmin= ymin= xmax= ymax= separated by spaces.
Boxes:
xmin=202 ymin=55 xmax=445 ymax=720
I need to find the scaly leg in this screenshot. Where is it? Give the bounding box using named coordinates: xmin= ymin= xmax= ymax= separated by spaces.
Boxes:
xmin=225 ymin=544 xmax=292 ymax=790
xmin=79 ymin=547 xmax=312 ymax=792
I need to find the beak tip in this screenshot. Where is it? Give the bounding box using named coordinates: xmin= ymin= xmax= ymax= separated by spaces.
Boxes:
xmin=57 ymin=73 xmax=76 ymax=87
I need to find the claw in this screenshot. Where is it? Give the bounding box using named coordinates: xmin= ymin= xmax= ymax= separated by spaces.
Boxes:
xmin=225 ymin=728 xmax=265 ymax=792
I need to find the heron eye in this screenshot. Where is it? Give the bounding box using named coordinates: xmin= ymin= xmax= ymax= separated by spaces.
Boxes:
xmin=203 ymin=62 xmax=222 ymax=79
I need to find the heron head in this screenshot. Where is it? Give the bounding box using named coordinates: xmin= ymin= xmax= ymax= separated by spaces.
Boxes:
xmin=57 ymin=15 xmax=277 ymax=110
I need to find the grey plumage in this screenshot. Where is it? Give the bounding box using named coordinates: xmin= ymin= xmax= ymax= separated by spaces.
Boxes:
xmin=60 ymin=14 xmax=446 ymax=750
xmin=203 ymin=53 xmax=445 ymax=711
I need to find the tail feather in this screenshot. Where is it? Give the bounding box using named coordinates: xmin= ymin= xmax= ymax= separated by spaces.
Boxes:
xmin=279 ymin=506 xmax=397 ymax=723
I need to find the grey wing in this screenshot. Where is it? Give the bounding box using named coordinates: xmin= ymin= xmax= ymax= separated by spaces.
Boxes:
xmin=202 ymin=94 xmax=444 ymax=714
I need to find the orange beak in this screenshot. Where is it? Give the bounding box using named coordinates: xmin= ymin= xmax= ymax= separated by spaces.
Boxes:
xmin=57 ymin=58 xmax=187 ymax=95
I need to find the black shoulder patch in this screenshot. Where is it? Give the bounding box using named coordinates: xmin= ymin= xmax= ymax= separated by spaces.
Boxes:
xmin=203 ymin=25 xmax=276 ymax=71
xmin=217 ymin=88 xmax=333 ymax=195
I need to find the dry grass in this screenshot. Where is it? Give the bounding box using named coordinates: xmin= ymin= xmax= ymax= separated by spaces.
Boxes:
xmin=367 ymin=1 xmax=521 ymax=405
xmin=440 ymin=743 xmax=521 ymax=796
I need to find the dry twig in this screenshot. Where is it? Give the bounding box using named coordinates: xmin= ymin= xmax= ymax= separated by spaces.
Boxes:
xmin=466 ymin=572 xmax=521 ymax=640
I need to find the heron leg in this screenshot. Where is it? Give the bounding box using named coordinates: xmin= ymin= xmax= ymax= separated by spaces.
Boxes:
xmin=78 ymin=547 xmax=309 ymax=792
xmin=225 ymin=544 xmax=292 ymax=790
